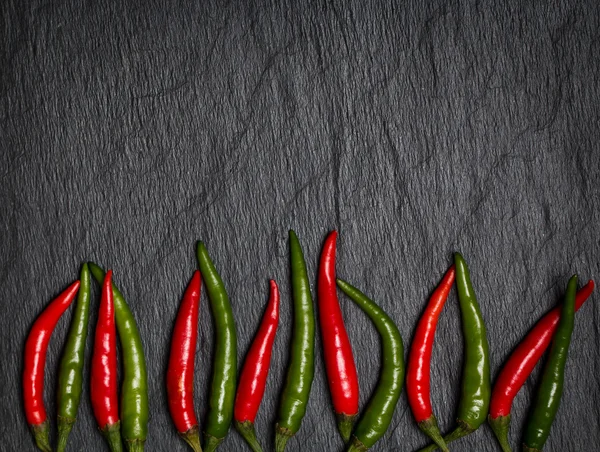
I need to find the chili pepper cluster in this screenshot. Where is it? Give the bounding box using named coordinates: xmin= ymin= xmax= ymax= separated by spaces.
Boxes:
xmin=22 ymin=230 xmax=595 ymax=452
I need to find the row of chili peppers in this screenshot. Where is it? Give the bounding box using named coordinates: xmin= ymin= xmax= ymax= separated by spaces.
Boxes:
xmin=23 ymin=230 xmax=595 ymax=452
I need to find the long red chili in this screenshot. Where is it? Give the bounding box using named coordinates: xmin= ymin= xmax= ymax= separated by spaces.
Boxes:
xmin=406 ymin=265 xmax=455 ymax=452
xmin=90 ymin=270 xmax=123 ymax=452
xmin=317 ymin=230 xmax=359 ymax=442
xmin=23 ymin=280 xmax=80 ymax=452
xmin=488 ymin=279 xmax=595 ymax=451
xmin=234 ymin=280 xmax=280 ymax=452
xmin=167 ymin=270 xmax=202 ymax=452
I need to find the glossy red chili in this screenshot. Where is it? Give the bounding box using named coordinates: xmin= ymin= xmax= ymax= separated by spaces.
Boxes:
xmin=23 ymin=280 xmax=80 ymax=452
xmin=166 ymin=271 xmax=202 ymax=452
xmin=488 ymin=280 xmax=594 ymax=452
xmin=317 ymin=230 xmax=359 ymax=442
xmin=234 ymin=280 xmax=280 ymax=452
xmin=90 ymin=270 xmax=123 ymax=452
xmin=406 ymin=265 xmax=455 ymax=452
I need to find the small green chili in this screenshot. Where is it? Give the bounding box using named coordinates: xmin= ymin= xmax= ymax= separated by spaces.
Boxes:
xmin=336 ymin=279 xmax=404 ymax=452
xmin=275 ymin=230 xmax=315 ymax=452
xmin=56 ymin=263 xmax=92 ymax=452
xmin=197 ymin=242 xmax=237 ymax=452
xmin=523 ymin=275 xmax=577 ymax=452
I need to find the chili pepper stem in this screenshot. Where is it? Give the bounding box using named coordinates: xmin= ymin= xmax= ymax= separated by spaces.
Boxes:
xmin=180 ymin=426 xmax=203 ymax=452
xmin=346 ymin=436 xmax=368 ymax=452
xmin=235 ymin=420 xmax=263 ymax=452
xmin=203 ymin=433 xmax=224 ymax=452
xmin=125 ymin=439 xmax=145 ymax=452
xmin=56 ymin=416 xmax=76 ymax=452
xmin=418 ymin=421 xmax=474 ymax=452
xmin=488 ymin=415 xmax=512 ymax=452
xmin=30 ymin=421 xmax=52 ymax=452
xmin=336 ymin=413 xmax=357 ymax=443
xmin=522 ymin=445 xmax=541 ymax=452
xmin=275 ymin=425 xmax=293 ymax=452
xmin=418 ymin=416 xmax=450 ymax=452
xmin=101 ymin=422 xmax=124 ymax=452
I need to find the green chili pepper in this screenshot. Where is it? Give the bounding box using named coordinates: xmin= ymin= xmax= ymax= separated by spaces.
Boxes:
xmin=420 ymin=252 xmax=490 ymax=452
xmin=56 ymin=263 xmax=92 ymax=452
xmin=336 ymin=279 xmax=404 ymax=452
xmin=89 ymin=262 xmax=149 ymax=452
xmin=522 ymin=275 xmax=577 ymax=452
xmin=275 ymin=230 xmax=315 ymax=452
xmin=196 ymin=242 xmax=237 ymax=452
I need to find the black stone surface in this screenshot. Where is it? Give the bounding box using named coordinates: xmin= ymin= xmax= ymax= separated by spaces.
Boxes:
xmin=2 ymin=1 xmax=599 ymax=450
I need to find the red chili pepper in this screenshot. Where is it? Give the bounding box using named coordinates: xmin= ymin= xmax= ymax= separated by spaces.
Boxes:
xmin=23 ymin=280 xmax=80 ymax=452
xmin=406 ymin=265 xmax=455 ymax=452
xmin=166 ymin=270 xmax=202 ymax=452
xmin=90 ymin=270 xmax=123 ymax=452
xmin=488 ymin=279 xmax=595 ymax=451
xmin=317 ymin=230 xmax=359 ymax=442
xmin=234 ymin=280 xmax=280 ymax=452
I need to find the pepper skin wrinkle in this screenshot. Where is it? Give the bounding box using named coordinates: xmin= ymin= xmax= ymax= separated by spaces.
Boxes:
xmin=406 ymin=265 xmax=455 ymax=452
xmin=167 ymin=271 xmax=202 ymax=452
xmin=234 ymin=280 xmax=280 ymax=452
xmin=91 ymin=270 xmax=123 ymax=452
xmin=317 ymin=231 xmax=359 ymax=442
xmin=23 ymin=280 xmax=80 ymax=452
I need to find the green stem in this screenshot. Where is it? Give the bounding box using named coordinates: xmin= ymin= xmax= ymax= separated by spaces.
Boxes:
xmin=30 ymin=421 xmax=52 ymax=452
xmin=488 ymin=415 xmax=512 ymax=452
xmin=180 ymin=426 xmax=202 ymax=452
xmin=235 ymin=420 xmax=263 ymax=452
xmin=523 ymin=445 xmax=541 ymax=452
xmin=346 ymin=436 xmax=368 ymax=452
xmin=56 ymin=416 xmax=75 ymax=452
xmin=418 ymin=416 xmax=449 ymax=452
xmin=418 ymin=421 xmax=474 ymax=452
xmin=275 ymin=425 xmax=293 ymax=452
xmin=336 ymin=413 xmax=357 ymax=444
xmin=101 ymin=422 xmax=124 ymax=452
xmin=203 ymin=432 xmax=224 ymax=452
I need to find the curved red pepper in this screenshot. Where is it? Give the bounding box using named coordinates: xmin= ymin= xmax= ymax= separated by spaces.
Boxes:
xmin=490 ymin=279 xmax=595 ymax=419
xmin=166 ymin=270 xmax=202 ymax=451
xmin=90 ymin=270 xmax=119 ymax=428
xmin=407 ymin=265 xmax=455 ymax=422
xmin=317 ymin=230 xmax=359 ymax=441
xmin=234 ymin=279 xmax=280 ymax=423
xmin=23 ymin=280 xmax=80 ymax=451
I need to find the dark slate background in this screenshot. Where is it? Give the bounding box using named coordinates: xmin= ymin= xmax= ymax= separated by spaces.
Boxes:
xmin=2 ymin=1 xmax=599 ymax=451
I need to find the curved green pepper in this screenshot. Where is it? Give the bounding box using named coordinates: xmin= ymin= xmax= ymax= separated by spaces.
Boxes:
xmin=89 ymin=262 xmax=149 ymax=452
xmin=197 ymin=242 xmax=237 ymax=452
xmin=275 ymin=230 xmax=315 ymax=452
xmin=336 ymin=279 xmax=404 ymax=452
xmin=56 ymin=263 xmax=92 ymax=452
xmin=523 ymin=275 xmax=577 ymax=451
xmin=420 ymin=252 xmax=490 ymax=451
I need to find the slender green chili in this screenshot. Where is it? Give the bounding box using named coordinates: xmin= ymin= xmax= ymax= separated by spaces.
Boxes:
xmin=523 ymin=275 xmax=577 ymax=452
xmin=336 ymin=279 xmax=404 ymax=452
xmin=89 ymin=263 xmax=149 ymax=452
xmin=275 ymin=230 xmax=315 ymax=452
xmin=420 ymin=252 xmax=490 ymax=452
xmin=196 ymin=242 xmax=237 ymax=452
xmin=56 ymin=263 xmax=92 ymax=452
